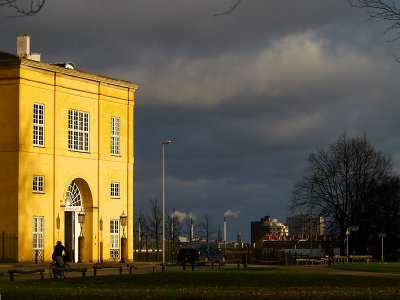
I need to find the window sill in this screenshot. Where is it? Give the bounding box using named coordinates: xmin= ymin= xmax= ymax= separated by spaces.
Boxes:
xmin=68 ymin=149 xmax=90 ymax=153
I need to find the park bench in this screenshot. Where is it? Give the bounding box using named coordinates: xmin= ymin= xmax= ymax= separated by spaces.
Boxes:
xmin=67 ymin=266 xmax=87 ymax=277
xmin=295 ymin=258 xmax=309 ymax=266
xmin=182 ymin=259 xmax=231 ymax=271
xmin=309 ymin=258 xmax=325 ymax=265
xmin=8 ymin=268 xmax=45 ymax=281
xmin=127 ymin=263 xmax=157 ymax=274
xmin=349 ymin=255 xmax=372 ymax=263
xmin=222 ymin=259 xmax=242 ymax=269
xmin=93 ymin=263 xmax=123 ymax=276
xmin=295 ymin=258 xmax=324 ymax=266
xmin=334 ymin=256 xmax=348 ymax=263
xmin=210 ymin=261 xmax=222 ymax=269
xmin=160 ymin=263 xmax=177 ymax=272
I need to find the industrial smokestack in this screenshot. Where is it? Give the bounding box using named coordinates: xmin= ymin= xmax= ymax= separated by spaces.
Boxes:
xmin=223 ymin=217 xmax=227 ymax=242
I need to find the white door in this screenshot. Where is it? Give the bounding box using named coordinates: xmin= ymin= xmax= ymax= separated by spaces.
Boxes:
xmin=65 ymin=181 xmax=83 ymax=263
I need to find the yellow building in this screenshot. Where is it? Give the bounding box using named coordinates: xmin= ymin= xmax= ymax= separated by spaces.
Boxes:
xmin=0 ymin=35 xmax=137 ymax=262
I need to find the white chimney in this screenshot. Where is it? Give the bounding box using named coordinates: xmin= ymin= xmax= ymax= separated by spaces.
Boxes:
xmin=16 ymin=34 xmax=41 ymax=62
xmin=17 ymin=34 xmax=30 ymax=57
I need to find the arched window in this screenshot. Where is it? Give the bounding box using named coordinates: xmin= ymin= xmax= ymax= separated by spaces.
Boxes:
xmin=65 ymin=181 xmax=82 ymax=207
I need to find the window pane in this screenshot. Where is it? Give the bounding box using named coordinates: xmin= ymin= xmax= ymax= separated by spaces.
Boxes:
xmin=33 ymin=217 xmax=44 ymax=250
xmin=111 ymin=117 xmax=120 ymax=155
xmin=68 ymin=109 xmax=89 ymax=152
xmin=33 ymin=104 xmax=44 ymax=146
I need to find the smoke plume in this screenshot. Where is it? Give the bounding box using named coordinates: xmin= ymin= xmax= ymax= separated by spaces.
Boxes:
xmin=224 ymin=209 xmax=240 ymax=218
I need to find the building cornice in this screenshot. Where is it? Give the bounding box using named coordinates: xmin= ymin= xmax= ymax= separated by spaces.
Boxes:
xmin=0 ymin=51 xmax=138 ymax=91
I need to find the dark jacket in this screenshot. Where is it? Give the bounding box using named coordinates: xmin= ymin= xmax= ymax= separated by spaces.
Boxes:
xmin=53 ymin=244 xmax=66 ymax=256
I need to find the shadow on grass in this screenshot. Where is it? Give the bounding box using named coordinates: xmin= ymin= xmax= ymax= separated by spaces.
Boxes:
xmin=1 ymin=267 xmax=399 ymax=299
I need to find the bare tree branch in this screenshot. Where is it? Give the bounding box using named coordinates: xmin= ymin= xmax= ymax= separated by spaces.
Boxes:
xmin=350 ymin=0 xmax=400 ymax=40
xmin=0 ymin=0 xmax=45 ymax=17
xmin=213 ymin=0 xmax=242 ymax=17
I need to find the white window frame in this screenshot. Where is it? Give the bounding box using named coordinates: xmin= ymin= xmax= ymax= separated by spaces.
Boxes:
xmin=68 ymin=109 xmax=90 ymax=152
xmin=110 ymin=219 xmax=120 ymax=259
xmin=33 ymin=175 xmax=44 ymax=193
xmin=111 ymin=182 xmax=120 ymax=198
xmin=33 ymin=103 xmax=45 ymax=147
xmin=110 ymin=117 xmax=120 ymax=156
xmin=33 ymin=216 xmax=44 ymax=250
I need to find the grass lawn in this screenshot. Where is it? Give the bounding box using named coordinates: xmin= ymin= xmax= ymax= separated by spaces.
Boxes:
xmin=0 ymin=265 xmax=399 ymax=299
xmin=332 ymin=262 xmax=400 ymax=274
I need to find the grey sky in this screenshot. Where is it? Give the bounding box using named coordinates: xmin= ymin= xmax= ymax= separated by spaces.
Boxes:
xmin=1 ymin=0 xmax=400 ymax=242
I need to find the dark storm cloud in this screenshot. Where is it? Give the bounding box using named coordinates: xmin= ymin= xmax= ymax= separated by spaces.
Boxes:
xmin=1 ymin=0 xmax=400 ymax=241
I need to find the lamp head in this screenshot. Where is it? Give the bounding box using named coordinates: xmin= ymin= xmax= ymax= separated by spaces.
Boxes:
xmin=78 ymin=209 xmax=86 ymax=224
xmin=120 ymin=211 xmax=127 ymax=227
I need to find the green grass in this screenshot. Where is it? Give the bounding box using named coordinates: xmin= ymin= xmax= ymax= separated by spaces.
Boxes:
xmin=0 ymin=265 xmax=400 ymax=299
xmin=332 ymin=262 xmax=400 ymax=274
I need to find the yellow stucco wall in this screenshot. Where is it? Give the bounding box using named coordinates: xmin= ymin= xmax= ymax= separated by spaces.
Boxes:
xmin=0 ymin=69 xmax=20 ymax=237
xmin=0 ymin=58 xmax=136 ymax=262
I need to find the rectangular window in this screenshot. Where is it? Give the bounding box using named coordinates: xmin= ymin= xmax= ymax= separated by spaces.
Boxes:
xmin=33 ymin=216 xmax=44 ymax=250
xmin=110 ymin=117 xmax=120 ymax=155
xmin=33 ymin=175 xmax=44 ymax=193
xmin=111 ymin=182 xmax=120 ymax=198
xmin=68 ymin=109 xmax=89 ymax=152
xmin=110 ymin=220 xmax=120 ymax=259
xmin=33 ymin=103 xmax=44 ymax=146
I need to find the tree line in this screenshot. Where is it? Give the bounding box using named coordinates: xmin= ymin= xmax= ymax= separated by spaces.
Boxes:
xmin=135 ymin=198 xmax=219 ymax=250
xmin=291 ymin=134 xmax=400 ymax=260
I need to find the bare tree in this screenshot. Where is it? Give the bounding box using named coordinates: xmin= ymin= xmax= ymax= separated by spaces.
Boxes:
xmin=0 ymin=0 xmax=45 ymax=16
xmin=134 ymin=210 xmax=147 ymax=249
xmin=199 ymin=214 xmax=217 ymax=242
xmin=143 ymin=198 xmax=162 ymax=252
xmin=291 ymin=134 xmax=392 ymax=255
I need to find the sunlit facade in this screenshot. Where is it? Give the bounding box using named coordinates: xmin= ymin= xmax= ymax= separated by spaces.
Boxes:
xmin=0 ymin=35 xmax=137 ymax=262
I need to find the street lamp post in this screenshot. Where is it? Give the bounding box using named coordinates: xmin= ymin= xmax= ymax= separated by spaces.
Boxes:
xmin=77 ymin=208 xmax=86 ymax=263
xmin=120 ymin=211 xmax=128 ymax=262
xmin=162 ymin=139 xmax=171 ymax=270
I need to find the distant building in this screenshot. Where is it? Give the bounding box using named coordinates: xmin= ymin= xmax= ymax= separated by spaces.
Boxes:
xmin=251 ymin=216 xmax=288 ymax=245
xmin=286 ymin=214 xmax=324 ymax=240
xmin=237 ymin=232 xmax=242 ymax=244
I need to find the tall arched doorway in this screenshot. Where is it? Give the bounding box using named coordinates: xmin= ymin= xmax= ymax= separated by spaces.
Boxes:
xmin=64 ymin=181 xmax=82 ymax=263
